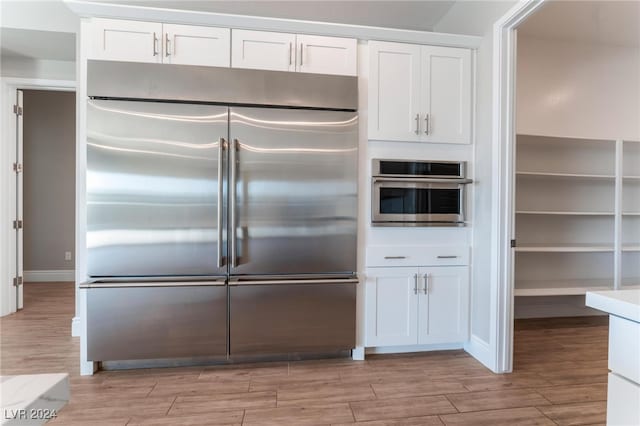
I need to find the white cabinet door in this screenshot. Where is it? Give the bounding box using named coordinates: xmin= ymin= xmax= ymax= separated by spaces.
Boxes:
xmin=296 ymin=35 xmax=357 ymax=76
xmin=232 ymin=29 xmax=296 ymax=72
xmin=163 ymin=24 xmax=230 ymax=67
xmin=421 ymin=46 xmax=472 ymax=144
xmin=365 ymin=267 xmax=419 ymax=347
xmin=90 ymin=18 xmax=162 ymax=63
xmin=417 ymin=266 xmax=469 ymax=344
xmin=368 ymin=41 xmax=422 ymax=142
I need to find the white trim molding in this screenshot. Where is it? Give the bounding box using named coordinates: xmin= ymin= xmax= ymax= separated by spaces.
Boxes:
xmin=464 ymin=335 xmax=493 ymax=369
xmin=64 ymin=0 xmax=481 ymax=49
xmin=24 ymin=270 xmax=76 ymax=282
xmin=71 ymin=316 xmax=81 ymax=337
xmin=366 ymin=343 xmax=465 ymax=355
xmin=491 ymin=0 xmax=546 ymax=373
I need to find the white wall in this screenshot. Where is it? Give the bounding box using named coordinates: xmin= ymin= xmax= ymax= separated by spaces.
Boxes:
xmin=0 ymin=57 xmax=76 ymax=80
xmin=434 ymin=0 xmax=518 ymax=369
xmin=517 ymin=36 xmax=640 ymax=140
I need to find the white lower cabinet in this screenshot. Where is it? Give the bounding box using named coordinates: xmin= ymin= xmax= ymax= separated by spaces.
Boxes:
xmin=365 ymin=266 xmax=469 ymax=347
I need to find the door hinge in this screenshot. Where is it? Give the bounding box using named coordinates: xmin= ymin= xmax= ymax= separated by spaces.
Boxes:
xmin=13 ymin=276 xmax=23 ymax=286
xmin=12 ymin=220 xmax=23 ymax=230
xmin=510 ymin=239 xmax=516 ymax=248
xmin=13 ymin=104 xmax=23 ymax=116
xmin=13 ymin=163 xmax=23 ymax=173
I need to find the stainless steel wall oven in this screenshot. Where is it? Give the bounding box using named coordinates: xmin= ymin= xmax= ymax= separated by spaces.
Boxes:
xmin=371 ymin=159 xmax=472 ymax=226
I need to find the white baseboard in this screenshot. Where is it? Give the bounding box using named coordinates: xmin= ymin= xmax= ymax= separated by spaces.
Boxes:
xmin=24 ymin=270 xmax=75 ymax=282
xmin=352 ymin=346 xmax=365 ymax=361
xmin=365 ymin=342 xmax=463 ymax=355
xmin=464 ymin=334 xmax=496 ymax=372
xmin=71 ymin=316 xmax=80 ymax=337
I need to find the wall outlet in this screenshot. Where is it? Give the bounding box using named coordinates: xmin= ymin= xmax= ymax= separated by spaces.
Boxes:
xmin=65 ymin=251 xmax=72 ymax=261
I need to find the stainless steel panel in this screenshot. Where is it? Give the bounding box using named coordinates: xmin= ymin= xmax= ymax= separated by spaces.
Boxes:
xmin=230 ymin=281 xmax=356 ymax=355
xmin=87 ymin=285 xmax=227 ymax=361
xmin=87 ymin=60 xmax=358 ymax=111
xmin=87 ymin=100 xmax=228 ymax=277
xmin=372 ymin=159 xmax=466 ymax=179
xmin=229 ymin=107 xmax=358 ymax=276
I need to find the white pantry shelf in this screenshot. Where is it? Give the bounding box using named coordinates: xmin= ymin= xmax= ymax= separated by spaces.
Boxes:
xmin=516 ymin=210 xmax=615 ymax=216
xmin=516 ymin=171 xmax=615 ymax=180
xmin=514 ymin=279 xmax=613 ymax=297
xmin=515 ymin=244 xmax=615 ymax=253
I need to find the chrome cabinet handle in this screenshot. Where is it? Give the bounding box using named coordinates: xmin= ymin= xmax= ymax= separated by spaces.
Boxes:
xmin=384 ymin=256 xmax=406 ymax=259
xmin=289 ymin=42 xmax=293 ymax=66
xmin=153 ymin=32 xmax=158 ymax=56
xmin=423 ymin=273 xmax=429 ymax=294
xmin=165 ymin=33 xmax=171 ymax=56
xmin=230 ymin=139 xmax=238 ymax=268
xmin=424 ymin=113 xmax=430 ymax=135
xmin=299 ymin=42 xmax=304 ymax=66
xmin=216 ymin=138 xmax=225 ymax=268
xmin=413 ymin=273 xmax=418 ymax=295
xmin=437 ymin=255 xmax=458 ymax=259
xmin=414 ymin=114 xmax=420 ymax=135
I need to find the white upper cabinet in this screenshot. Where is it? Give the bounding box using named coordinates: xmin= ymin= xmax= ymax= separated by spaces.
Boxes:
xmin=369 ymin=40 xmax=473 ymax=144
xmin=90 ymin=18 xmax=163 ymax=63
xmin=89 ymin=19 xmax=230 ymax=67
xmin=163 ymin=24 xmax=230 ymax=67
xmin=421 ymin=46 xmax=471 ymax=144
xmin=296 ymin=34 xmax=357 ymax=76
xmin=232 ymin=30 xmax=296 ymax=72
xmin=368 ymin=41 xmax=422 ymax=142
xmin=232 ymin=30 xmax=357 ymax=76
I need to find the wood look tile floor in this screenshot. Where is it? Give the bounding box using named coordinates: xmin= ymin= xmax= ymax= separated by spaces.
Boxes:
xmin=0 ymin=283 xmax=609 ymax=425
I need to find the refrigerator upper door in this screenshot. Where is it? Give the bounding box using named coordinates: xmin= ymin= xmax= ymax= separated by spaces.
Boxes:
xmin=229 ymin=107 xmax=358 ymax=276
xmin=87 ymin=100 xmax=228 ymax=277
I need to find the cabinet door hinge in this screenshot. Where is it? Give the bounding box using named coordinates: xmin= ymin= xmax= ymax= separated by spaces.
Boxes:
xmin=13 ymin=276 xmax=23 ymax=286
xmin=13 ymin=104 xmax=23 ymax=116
xmin=13 ymin=163 xmax=23 ymax=173
xmin=510 ymin=239 xmax=516 ymax=248
xmin=12 ymin=220 xmax=23 ymax=230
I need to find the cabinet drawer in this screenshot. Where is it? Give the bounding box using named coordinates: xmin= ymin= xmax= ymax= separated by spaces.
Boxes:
xmin=366 ymin=246 xmax=469 ymax=267
xmin=609 ymin=315 xmax=640 ymax=384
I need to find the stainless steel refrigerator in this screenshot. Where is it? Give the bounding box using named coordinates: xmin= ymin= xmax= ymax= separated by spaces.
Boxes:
xmin=83 ymin=61 xmax=358 ymax=363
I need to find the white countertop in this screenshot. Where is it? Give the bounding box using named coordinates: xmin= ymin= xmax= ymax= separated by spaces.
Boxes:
xmin=586 ymin=289 xmax=640 ymax=323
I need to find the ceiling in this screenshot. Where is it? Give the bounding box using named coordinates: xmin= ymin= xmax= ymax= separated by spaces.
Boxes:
xmin=518 ymin=0 xmax=640 ymax=47
xmin=1 ymin=28 xmax=76 ymax=61
xmin=90 ymin=0 xmax=456 ymax=32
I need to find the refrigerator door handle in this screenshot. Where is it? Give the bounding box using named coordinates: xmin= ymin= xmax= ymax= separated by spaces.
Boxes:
xmin=229 ymin=278 xmax=359 ymax=286
xmin=217 ymin=138 xmax=225 ymax=268
xmin=230 ymin=138 xmax=238 ymax=268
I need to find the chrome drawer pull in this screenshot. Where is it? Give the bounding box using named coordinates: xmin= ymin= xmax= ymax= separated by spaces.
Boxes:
xmin=437 ymin=255 xmax=458 ymax=259
xmin=413 ymin=274 xmax=418 ymax=295
xmin=384 ymin=256 xmax=406 ymax=259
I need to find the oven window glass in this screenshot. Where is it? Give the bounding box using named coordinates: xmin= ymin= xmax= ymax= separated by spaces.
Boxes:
xmin=379 ymin=188 xmax=460 ymax=214
xmin=379 ymin=161 xmax=460 ymax=177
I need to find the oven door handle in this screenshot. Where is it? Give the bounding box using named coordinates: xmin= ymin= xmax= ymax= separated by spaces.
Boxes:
xmin=372 ymin=177 xmax=473 ymax=184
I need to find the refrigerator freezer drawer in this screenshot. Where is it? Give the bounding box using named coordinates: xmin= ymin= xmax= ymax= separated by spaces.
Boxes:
xmin=229 ymin=282 xmax=356 ymax=356
xmin=87 ymin=285 xmax=227 ymax=361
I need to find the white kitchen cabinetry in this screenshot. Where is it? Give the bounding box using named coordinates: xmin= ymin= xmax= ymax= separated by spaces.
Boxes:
xmin=232 ymin=30 xmax=357 ymax=76
xmin=365 ymin=264 xmax=469 ymax=347
xmin=89 ymin=18 xmax=230 ymax=66
xmin=368 ymin=41 xmax=472 ymax=144
xmin=163 ymin=24 xmax=230 ymax=67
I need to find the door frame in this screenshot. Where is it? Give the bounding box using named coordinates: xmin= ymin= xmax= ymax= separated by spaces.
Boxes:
xmin=490 ymin=0 xmax=545 ymax=373
xmin=0 ymin=78 xmax=76 ymax=319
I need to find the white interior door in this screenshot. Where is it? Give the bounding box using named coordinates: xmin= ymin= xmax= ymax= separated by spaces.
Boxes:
xmin=421 ymin=46 xmax=471 ymax=144
xmin=15 ymin=89 xmax=24 ymax=310
xmin=163 ymin=24 xmax=230 ymax=67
